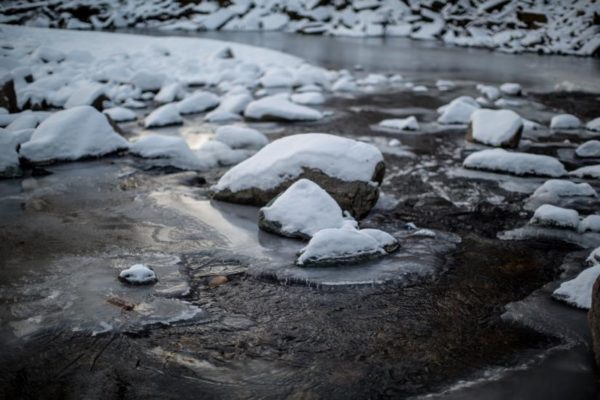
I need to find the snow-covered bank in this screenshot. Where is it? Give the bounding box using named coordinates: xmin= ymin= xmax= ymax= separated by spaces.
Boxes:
xmin=1 ymin=0 xmax=599 ymax=56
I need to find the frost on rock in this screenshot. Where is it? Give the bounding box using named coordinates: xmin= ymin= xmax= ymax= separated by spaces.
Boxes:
xmin=258 ymin=179 xmax=356 ymax=240
xmin=579 ymin=215 xmax=600 ymax=233
xmin=575 ymin=140 xmax=600 ymax=158
xmin=553 ymin=265 xmax=600 ymax=309
xmin=467 ymin=109 xmax=523 ymax=148
xmin=463 ymin=149 xmax=567 ymax=177
xmin=437 ymin=97 xmax=480 ymax=125
xmin=212 ymin=133 xmax=385 ymax=218
xmin=19 ymin=106 xmax=129 ymax=164
xmin=119 ymin=264 xmax=157 ymax=285
xmin=378 ymin=116 xmax=419 ymax=131
xmin=586 ymin=118 xmax=600 ymax=132
xmin=550 ymin=114 xmax=582 ymax=130
xmin=176 ymin=92 xmax=220 ymax=115
xmin=103 ymin=107 xmax=137 ymax=123
xmin=214 ymin=125 xmax=268 ymax=150
xmin=570 ymin=165 xmax=600 ymax=180
xmin=130 ymin=135 xmax=215 ymax=171
xmin=144 ymin=104 xmax=183 ymax=128
xmin=244 ymin=94 xmax=322 ymax=121
xmin=530 ymin=204 xmax=580 ymax=230
xmin=296 ymin=227 xmax=398 ymax=267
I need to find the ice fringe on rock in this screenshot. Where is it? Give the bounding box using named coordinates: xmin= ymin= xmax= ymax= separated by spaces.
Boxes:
xmin=244 ymin=94 xmax=322 ymax=121
xmin=530 ymin=204 xmax=580 ymax=229
xmin=467 ymin=109 xmax=523 ymax=148
xmin=176 ymin=92 xmax=220 ymax=115
xmin=19 ymin=106 xmax=129 ymax=163
xmin=214 ymin=125 xmax=268 ymax=150
xmin=103 ymin=107 xmax=137 ymax=122
xmin=463 ymin=149 xmax=567 ymax=177
xmin=575 ymin=140 xmax=600 ymax=158
xmin=378 ymin=116 xmax=419 ymax=131
xmin=119 ymin=264 xmax=157 ymax=285
xmin=551 ymin=114 xmax=582 ymax=130
xmin=258 ymin=179 xmax=356 ymax=240
xmin=553 ymin=248 xmax=600 ymax=309
xmin=144 ymin=104 xmax=183 ymax=128
xmin=130 ymin=135 xmax=215 ymax=171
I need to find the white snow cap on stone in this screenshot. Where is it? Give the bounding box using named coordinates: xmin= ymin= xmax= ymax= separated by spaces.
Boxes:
xmin=532 ymin=180 xmax=597 ymax=199
xmin=196 ymin=140 xmax=251 ymax=166
xmin=119 ymin=264 xmax=157 ymax=284
xmin=463 ymin=149 xmax=567 ymax=177
xmin=214 ymin=133 xmax=383 ymax=193
xmin=144 ymin=104 xmax=183 ymax=128
xmin=19 ymin=106 xmax=128 ymax=163
xmin=579 ymin=215 xmax=600 ymax=233
xmin=550 ymin=114 xmax=582 ymax=130
xmin=575 ymin=140 xmax=600 ymax=158
xmin=214 ymin=125 xmax=268 ymax=150
xmin=290 ymin=91 xmax=325 ymax=105
xmin=500 ymin=83 xmax=522 ymax=96
xmin=477 ymin=84 xmax=501 ymax=101
xmin=530 ymin=204 xmax=580 ymax=229
xmin=570 ymin=165 xmax=600 ymax=180
xmin=586 ymin=117 xmax=600 ymax=132
xmin=469 ymin=109 xmax=522 ymax=147
xmin=64 ymin=82 xmax=106 ymax=109
xmin=553 ymin=265 xmax=600 ymax=309
xmin=244 ymin=94 xmax=322 ymax=121
xmin=260 ymin=179 xmax=355 ymax=239
xmin=130 ymin=134 xmax=215 ymax=171
xmin=0 ymin=129 xmax=33 ymax=177
xmin=103 ymin=107 xmax=137 ymax=122
xmin=437 ymin=97 xmax=480 ymax=125
xmin=378 ymin=116 xmax=419 ymax=131
xmin=176 ymin=91 xmax=220 ymax=114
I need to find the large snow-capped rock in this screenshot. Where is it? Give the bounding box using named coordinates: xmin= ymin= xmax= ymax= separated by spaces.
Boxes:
xmin=196 ymin=140 xmax=252 ymax=166
xmin=575 ymin=140 xmax=600 ymax=158
xmin=467 ymin=109 xmax=523 ymax=148
xmin=214 ymin=125 xmax=268 ymax=150
xmin=130 ymin=134 xmax=214 ymax=171
xmin=176 ymin=91 xmax=220 ymax=115
xmin=0 ymin=128 xmax=33 ymax=177
xmin=212 ymin=133 xmax=385 ymax=218
xmin=550 ymin=114 xmax=582 ymax=130
xmin=463 ymin=149 xmax=566 ymax=177
xmin=553 ymin=264 xmax=600 ymax=309
xmin=295 ymin=227 xmax=398 ymax=266
xmin=19 ymin=106 xmax=128 ymax=163
xmin=529 ymin=204 xmax=580 ymax=229
xmin=144 ymin=104 xmax=183 ymax=128
xmin=244 ymin=94 xmax=322 ymax=121
xmin=258 ymin=179 xmax=356 ymax=240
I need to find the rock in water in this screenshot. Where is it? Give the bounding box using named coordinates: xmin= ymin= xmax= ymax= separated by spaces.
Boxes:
xmin=119 ymin=264 xmax=157 ymax=285
xmin=463 ymin=149 xmax=566 ymax=177
xmin=589 ymin=272 xmax=600 ymax=368
xmin=212 ymin=133 xmax=385 ymax=218
xmin=467 ymin=109 xmax=523 ymax=148
xmin=551 ymin=114 xmax=581 ymax=130
xmin=258 ymin=179 xmax=356 ymax=240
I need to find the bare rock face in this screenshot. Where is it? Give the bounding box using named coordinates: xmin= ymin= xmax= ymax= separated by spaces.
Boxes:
xmin=589 ymin=275 xmax=600 ymax=369
xmin=0 ymin=78 xmax=19 ymax=113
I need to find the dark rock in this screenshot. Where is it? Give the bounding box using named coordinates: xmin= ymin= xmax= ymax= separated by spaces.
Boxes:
xmin=0 ymin=78 xmax=19 ymax=113
xmin=208 ymin=275 xmax=229 ymax=287
xmin=589 ymin=275 xmax=600 ymax=369
xmin=466 ymin=120 xmax=522 ymax=149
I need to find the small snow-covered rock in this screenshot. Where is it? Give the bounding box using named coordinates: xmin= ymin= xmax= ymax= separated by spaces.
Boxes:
xmin=204 ymin=110 xmax=242 ymax=122
xmin=500 ymin=83 xmax=522 ymax=96
xmin=245 ymin=94 xmax=322 ymax=121
xmin=532 ymin=179 xmax=597 ymax=199
xmin=290 ymin=92 xmax=325 ymax=105
xmin=477 ymin=84 xmax=501 ymax=101
xmin=586 ymin=118 xmax=600 ymax=132
xmin=0 ymin=129 xmax=33 ymax=177
xmin=332 ymin=77 xmax=357 ymax=92
xmin=196 ymin=140 xmax=250 ymax=166
xmin=19 ymin=106 xmax=128 ymax=163
xmin=64 ymin=82 xmax=107 ymax=110
xmin=103 ymin=107 xmax=137 ymax=123
xmin=144 ymin=104 xmax=183 ymax=128
xmin=467 ymin=109 xmax=523 ymax=148
xmin=176 ymin=92 xmax=220 ymax=115
xmin=130 ymin=135 xmax=214 ymax=171
xmin=530 ymin=204 xmax=580 ymax=229
xmin=260 ymin=68 xmax=295 ymax=88
xmin=32 ymin=46 xmax=65 ymax=63
xmin=378 ymin=116 xmax=419 ymax=131
xmin=131 ymin=71 xmax=166 ymax=92
xmin=551 ymin=114 xmax=581 ymax=130
xmin=154 ymin=82 xmax=184 ymax=104
xmin=575 ymin=140 xmax=600 ymax=158
xmin=588 ymin=248 xmax=600 ymax=266
xmin=553 ymin=265 xmax=600 ymax=309
xmin=570 ymin=165 xmax=600 ymax=180
xmin=258 ymin=179 xmax=355 ymax=239
xmin=360 ymin=228 xmax=400 ymax=253
xmin=579 ymin=215 xmax=600 ymax=233
xmin=118 ymin=264 xmax=157 ymax=285
xmin=463 ymin=149 xmax=566 ymax=177
xmin=214 ymin=125 xmax=268 ymax=150
xmin=437 ymin=97 xmax=479 ymax=125
xmin=5 ymin=113 xmax=39 ymax=131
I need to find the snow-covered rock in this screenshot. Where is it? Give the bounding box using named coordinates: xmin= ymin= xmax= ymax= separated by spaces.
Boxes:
xmin=131 ymin=70 xmax=166 ymax=92
xmin=118 ymin=264 xmax=157 ymax=285
xmin=579 ymin=215 xmax=600 ymax=233
xmin=290 ymin=92 xmax=325 ymax=105
xmin=212 ymin=133 xmax=385 ymax=218
xmin=103 ymin=107 xmax=136 ymax=123
xmin=467 ymin=109 xmax=523 ymax=148
xmin=332 ymin=76 xmax=357 ymax=92
xmin=196 ymin=140 xmax=250 ymax=166
xmin=463 ymin=149 xmax=566 ymax=177
xmin=378 ymin=116 xmax=419 ymax=131
xmin=575 ymin=140 xmax=600 ymax=158
xmin=19 ymin=106 xmax=128 ymax=163
xmin=64 ymin=82 xmax=107 ymax=110
xmin=477 ymin=84 xmax=501 ymax=101
xmin=586 ymin=118 xmax=600 ymax=132
xmin=214 ymin=125 xmax=268 ymax=150
xmin=551 ymin=114 xmax=582 ymax=130
xmin=500 ymin=82 xmax=522 ymax=96
xmin=532 ymin=179 xmax=597 ymax=199
xmin=244 ymin=94 xmax=322 ymax=121
xmin=176 ymin=92 xmax=220 ymax=115
xmin=258 ymin=179 xmax=356 ymax=239
xmin=570 ymin=165 xmax=600 ymax=180
xmin=437 ymin=97 xmax=479 ymax=125
xmin=553 ymin=265 xmax=600 ymax=309
xmin=130 ymin=135 xmax=214 ymax=171
xmin=0 ymin=129 xmax=33 ymax=177
xmin=144 ymin=104 xmax=183 ymax=128
xmin=204 ymin=110 xmax=242 ymax=122
xmin=530 ymin=204 xmax=580 ymax=229
xmin=5 ymin=113 xmax=39 ymax=131
xmin=154 ymin=82 xmax=184 ymax=104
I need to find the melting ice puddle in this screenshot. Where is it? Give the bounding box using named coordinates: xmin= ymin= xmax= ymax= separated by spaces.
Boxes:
xmin=152 ymin=191 xmax=462 ymax=287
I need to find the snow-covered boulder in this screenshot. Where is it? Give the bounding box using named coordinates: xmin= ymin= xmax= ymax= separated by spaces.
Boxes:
xmin=530 ymin=204 xmax=580 ymax=229
xmin=295 ymin=227 xmax=398 ymax=266
xmin=176 ymin=91 xmax=219 ymax=115
xmin=463 ymin=149 xmax=567 ymax=177
xmin=118 ymin=264 xmax=157 ymax=285
xmin=467 ymin=109 xmax=523 ymax=148
xmin=0 ymin=129 xmax=33 ymax=177
xmin=19 ymin=106 xmax=128 ymax=163
xmin=437 ymin=97 xmax=479 ymax=125
xmin=258 ymin=179 xmax=356 ymax=239
xmin=553 ymin=265 xmax=600 ymax=309
xmin=244 ymin=94 xmax=322 ymax=121
xmin=103 ymin=107 xmax=137 ymax=123
xmin=500 ymin=82 xmax=522 ymax=96
xmin=551 ymin=114 xmax=582 ymax=130
xmin=212 ymin=133 xmax=385 ymax=218
xmin=214 ymin=125 xmax=268 ymax=150
xmin=144 ymin=104 xmax=183 ymax=128
xmin=579 ymin=215 xmax=600 ymax=233
xmin=586 ymin=118 xmax=600 ymax=132
xmin=575 ymin=140 xmax=600 ymax=158
xmin=130 ymin=135 xmax=214 ymax=171
xmin=570 ymin=165 xmax=600 ymax=180
xmin=378 ymin=116 xmax=419 ymax=131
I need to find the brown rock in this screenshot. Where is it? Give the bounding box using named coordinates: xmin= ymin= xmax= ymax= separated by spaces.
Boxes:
xmin=208 ymin=275 xmax=229 ymax=287
xmin=589 ymin=275 xmax=600 ymax=368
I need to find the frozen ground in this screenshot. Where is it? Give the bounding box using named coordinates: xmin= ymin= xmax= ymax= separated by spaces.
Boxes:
xmin=1 ymin=26 xmax=600 ymax=399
